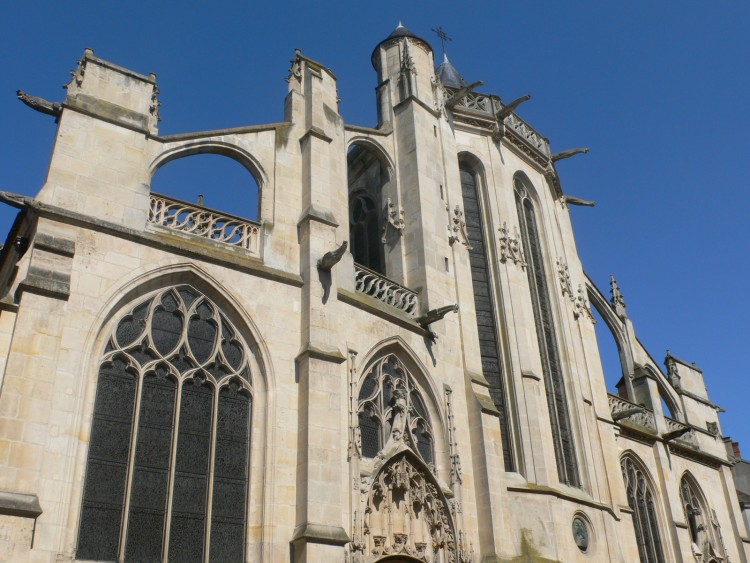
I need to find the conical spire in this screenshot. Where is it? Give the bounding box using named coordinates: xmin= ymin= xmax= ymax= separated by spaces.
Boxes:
xmin=436 ymin=53 xmax=467 ymax=88
xmin=372 ymin=22 xmax=432 ymax=69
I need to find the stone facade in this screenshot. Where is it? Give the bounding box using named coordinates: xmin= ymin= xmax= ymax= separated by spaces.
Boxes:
xmin=0 ymin=25 xmax=748 ymax=563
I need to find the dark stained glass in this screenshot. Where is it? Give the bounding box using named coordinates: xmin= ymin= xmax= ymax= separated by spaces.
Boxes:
xmin=460 ymin=166 xmax=514 ymax=471
xmin=358 ymin=373 xmax=377 ymax=402
xmin=359 ymin=405 xmax=381 ymax=458
xmin=516 ymin=179 xmax=579 ymax=487
xmin=169 ymin=378 xmax=213 ymax=562
xmin=622 ymin=457 xmax=665 ymax=563
xmin=116 ymin=302 xmax=149 ymax=347
xmin=80 ymin=286 xmax=252 ymax=563
xmin=125 ymin=368 xmax=176 ymax=562
xmin=78 ymin=358 xmax=136 ymax=561
xmin=413 ymin=423 xmax=433 ymax=465
xmin=188 ymin=303 xmax=217 ymax=364
xmin=210 ymin=385 xmax=250 ymax=562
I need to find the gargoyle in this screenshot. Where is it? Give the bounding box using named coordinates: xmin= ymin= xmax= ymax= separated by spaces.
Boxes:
xmin=317 ymin=241 xmax=348 ymax=271
xmin=416 ymin=304 xmax=458 ymax=328
xmin=495 ymin=94 xmax=532 ymax=120
xmin=17 ymin=90 xmax=62 ymax=117
xmin=663 ymin=425 xmax=692 ymax=443
xmin=612 ymin=405 xmax=646 ymax=422
xmin=562 ymin=195 xmax=596 ymax=207
xmin=444 ymin=80 xmax=484 ymax=109
xmin=551 ymin=147 xmax=589 ymax=162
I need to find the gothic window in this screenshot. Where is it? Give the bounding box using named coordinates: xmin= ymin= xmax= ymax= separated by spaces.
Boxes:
xmin=459 ymin=163 xmax=514 ymax=471
xmin=621 ymin=456 xmax=665 ymax=563
xmin=357 ymin=355 xmax=434 ymax=465
xmin=680 ymin=475 xmax=726 ymax=558
xmin=514 ymin=176 xmax=579 ymax=486
xmin=77 ymin=286 xmax=253 ymax=563
xmin=348 ymin=144 xmax=388 ymax=274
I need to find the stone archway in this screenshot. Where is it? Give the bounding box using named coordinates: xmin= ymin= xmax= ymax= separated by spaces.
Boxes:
xmin=349 ymin=451 xmax=466 ymax=563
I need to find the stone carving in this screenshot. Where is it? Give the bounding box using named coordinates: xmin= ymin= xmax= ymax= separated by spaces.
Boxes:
xmin=497 ymin=222 xmax=526 ymax=268
xmin=562 ymin=195 xmax=596 ymax=207
xmin=610 ymin=274 xmax=627 ymax=318
xmin=608 ymin=394 xmax=657 ymax=431
xmin=68 ymin=49 xmax=90 ymax=89
xmin=16 ymin=90 xmax=61 ymax=117
xmin=572 ymin=516 xmax=589 ymax=552
xmin=354 ymin=264 xmax=418 ymax=315
xmin=286 ymin=48 xmax=303 ymax=83
xmin=149 ymin=85 xmax=161 ymax=123
xmin=448 ymin=205 xmax=472 ymax=249
xmin=665 ymin=353 xmax=682 ymax=390
xmin=318 ymin=241 xmax=348 ymax=271
xmin=348 ymin=350 xmax=361 ymax=461
xmin=494 ymin=94 xmax=531 ymax=121
xmin=445 ymin=387 xmax=463 ymax=486
xmin=504 ymin=111 xmax=551 ymax=158
xmin=416 ymin=304 xmax=458 ymax=329
xmin=664 ymin=417 xmax=698 ymax=447
xmin=148 ymin=193 xmax=261 ymax=254
xmin=348 ymin=453 xmax=466 ymax=563
xmin=551 ymin=147 xmax=589 ymax=162
xmin=557 ymin=258 xmax=574 ymax=299
xmin=573 ymin=284 xmax=596 ymax=323
xmin=706 ymin=421 xmax=719 ymax=438
xmin=381 ymin=197 xmax=405 ymax=243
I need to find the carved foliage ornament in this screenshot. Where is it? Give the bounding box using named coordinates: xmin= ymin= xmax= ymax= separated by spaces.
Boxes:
xmin=348 ymin=453 xmax=469 ymax=563
xmin=447 ymin=205 xmax=472 ymax=250
xmin=557 ymin=258 xmax=595 ymax=323
xmin=498 ymin=222 xmax=526 ymax=268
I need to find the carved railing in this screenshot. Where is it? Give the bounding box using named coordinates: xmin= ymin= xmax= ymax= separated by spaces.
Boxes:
xmin=607 ymin=394 xmax=657 ymax=431
xmin=665 ymin=417 xmax=699 ymax=447
xmin=504 ymin=112 xmax=551 ymax=158
xmin=445 ymin=87 xmax=551 ymax=160
xmin=149 ymin=193 xmax=261 ymax=254
xmin=354 ymin=263 xmax=418 ymax=316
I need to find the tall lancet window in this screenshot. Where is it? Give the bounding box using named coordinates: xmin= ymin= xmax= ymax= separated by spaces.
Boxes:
xmin=348 ymin=143 xmax=387 ymax=275
xmin=77 ymin=286 xmax=253 ymax=563
xmin=514 ymin=176 xmax=579 ymax=486
xmin=621 ymin=456 xmax=666 ymax=563
xmin=460 ymin=164 xmax=514 ymax=471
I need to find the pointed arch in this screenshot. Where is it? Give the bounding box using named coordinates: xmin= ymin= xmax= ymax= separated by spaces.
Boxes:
xmin=680 ymin=472 xmax=726 ymax=558
xmin=620 ymin=452 xmax=667 ymax=563
xmin=514 ymin=171 xmax=579 ymax=487
xmin=457 ymin=151 xmax=515 ymax=471
xmin=360 ymin=450 xmax=459 ymax=562
xmin=73 ymin=264 xmax=272 ymax=563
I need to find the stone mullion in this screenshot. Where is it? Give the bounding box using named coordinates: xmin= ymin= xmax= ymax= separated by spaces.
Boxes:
xmin=162 ymin=377 xmax=183 ymax=562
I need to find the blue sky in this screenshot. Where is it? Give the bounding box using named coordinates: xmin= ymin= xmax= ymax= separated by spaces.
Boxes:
xmin=1 ymin=3 xmax=748 ymax=451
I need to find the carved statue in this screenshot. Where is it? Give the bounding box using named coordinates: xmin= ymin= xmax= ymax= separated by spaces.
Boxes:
xmin=495 ymin=94 xmax=532 ymax=120
xmin=562 ymin=195 xmax=596 ymax=207
xmin=551 ymin=147 xmax=589 ymax=162
xmin=317 ymin=241 xmax=348 ymax=270
xmin=16 ymin=90 xmax=62 ymax=117
xmin=416 ymin=304 xmax=458 ymax=328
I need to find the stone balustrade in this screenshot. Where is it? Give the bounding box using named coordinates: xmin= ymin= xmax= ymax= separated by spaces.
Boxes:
xmin=665 ymin=416 xmax=699 ymax=447
xmin=148 ymin=193 xmax=261 ymax=255
xmin=354 ymin=263 xmax=418 ymax=316
xmin=607 ymin=393 xmax=657 ymax=431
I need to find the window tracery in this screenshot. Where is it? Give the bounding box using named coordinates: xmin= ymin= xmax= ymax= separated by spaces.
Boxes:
xmin=514 ymin=176 xmax=579 ymax=486
xmin=78 ymin=286 xmax=253 ymax=563
xmin=357 ymin=354 xmax=434 ymax=466
xmin=621 ymin=456 xmax=665 ymax=563
xmin=680 ymin=475 xmax=726 ymax=561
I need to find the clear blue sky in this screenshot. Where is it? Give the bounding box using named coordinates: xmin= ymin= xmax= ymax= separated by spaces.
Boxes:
xmin=1 ymin=2 xmax=748 ymax=451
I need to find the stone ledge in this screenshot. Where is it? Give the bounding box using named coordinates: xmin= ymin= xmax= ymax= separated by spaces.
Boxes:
xmin=17 ymin=267 xmax=70 ymax=301
xmin=474 ymin=389 xmax=501 ymax=417
xmin=0 ymin=491 xmax=42 ymax=519
xmin=295 ymin=343 xmax=347 ymax=365
xmin=338 ymin=288 xmax=426 ymax=336
xmin=297 ymin=205 xmax=339 ymax=229
xmin=290 ymin=522 xmax=350 ymax=546
xmin=33 ymin=233 xmax=75 ymax=257
xmin=507 ymin=483 xmax=618 ymax=520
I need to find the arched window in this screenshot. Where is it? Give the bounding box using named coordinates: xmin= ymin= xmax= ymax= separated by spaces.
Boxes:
xmin=514 ymin=176 xmax=579 ymax=486
xmin=77 ymin=286 xmax=253 ymax=562
xmin=348 ymin=143 xmax=388 ymax=274
xmin=357 ymin=355 xmax=434 ymax=465
xmin=459 ymin=162 xmax=514 ymax=471
xmin=680 ymin=475 xmax=726 ymax=558
xmin=621 ymin=456 xmax=666 ymax=563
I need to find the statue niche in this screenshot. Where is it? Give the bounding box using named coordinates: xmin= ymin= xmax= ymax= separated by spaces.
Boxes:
xmin=352 ymin=452 xmax=461 ymax=563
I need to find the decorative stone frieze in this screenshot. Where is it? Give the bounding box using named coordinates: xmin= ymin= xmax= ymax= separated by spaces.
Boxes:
xmin=608 ymin=394 xmax=657 ymax=431
xmin=445 ymin=386 xmax=463 ymax=486
xmin=556 ymin=258 xmax=574 ymax=299
xmin=573 ymin=284 xmax=596 ymax=323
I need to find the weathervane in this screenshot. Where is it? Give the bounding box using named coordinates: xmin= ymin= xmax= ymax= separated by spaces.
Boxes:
xmin=431 ymin=26 xmax=452 ymax=55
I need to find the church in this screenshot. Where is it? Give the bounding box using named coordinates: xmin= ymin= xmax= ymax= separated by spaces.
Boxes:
xmin=0 ymin=23 xmax=748 ymax=562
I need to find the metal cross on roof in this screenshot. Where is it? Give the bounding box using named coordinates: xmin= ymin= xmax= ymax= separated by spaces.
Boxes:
xmin=431 ymin=26 xmax=452 ymax=54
